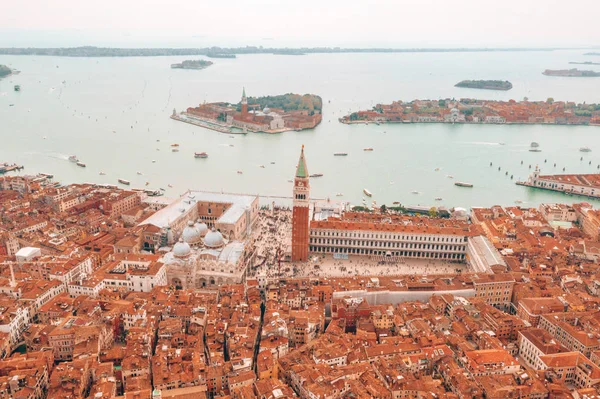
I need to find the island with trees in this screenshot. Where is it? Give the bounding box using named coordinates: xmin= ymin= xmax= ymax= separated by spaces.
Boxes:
xmin=339 ymin=98 xmax=600 ymax=126
xmin=543 ymin=69 xmax=600 ymax=77
xmin=173 ymin=91 xmax=322 ymax=134
xmin=170 ymin=60 xmax=213 ymax=70
xmin=455 ymin=80 xmax=513 ymax=91
xmin=0 ymin=64 xmax=12 ymax=79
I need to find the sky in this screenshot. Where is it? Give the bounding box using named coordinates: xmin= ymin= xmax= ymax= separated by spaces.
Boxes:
xmin=1 ymin=0 xmax=599 ymax=48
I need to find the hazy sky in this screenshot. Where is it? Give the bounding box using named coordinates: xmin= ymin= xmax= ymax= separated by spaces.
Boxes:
xmin=1 ymin=0 xmax=599 ymax=48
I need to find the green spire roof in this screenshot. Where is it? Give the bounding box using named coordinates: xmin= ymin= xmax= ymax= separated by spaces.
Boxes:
xmin=296 ymin=145 xmax=308 ymax=178
xmin=242 ymin=87 xmax=246 ymax=98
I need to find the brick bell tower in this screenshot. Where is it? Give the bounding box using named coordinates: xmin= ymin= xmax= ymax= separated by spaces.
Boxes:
xmin=292 ymin=145 xmax=310 ymax=262
xmin=241 ymin=87 xmax=248 ymax=116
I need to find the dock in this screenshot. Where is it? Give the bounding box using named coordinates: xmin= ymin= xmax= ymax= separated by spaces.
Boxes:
xmin=0 ymin=163 xmax=24 ymax=174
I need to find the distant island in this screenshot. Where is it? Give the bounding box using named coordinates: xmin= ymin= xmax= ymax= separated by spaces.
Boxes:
xmin=339 ymin=98 xmax=600 ymax=126
xmin=0 ymin=46 xmax=572 ymax=57
xmin=170 ymin=60 xmax=213 ymax=70
xmin=543 ymin=68 xmax=600 ymax=77
xmin=455 ymin=80 xmax=512 ymax=91
xmin=172 ymin=89 xmax=322 ymax=134
xmin=569 ymin=61 xmax=600 ymax=65
xmin=205 ymin=52 xmax=236 ymax=59
xmin=0 ymin=64 xmax=12 ymax=78
xmin=584 ymin=52 xmax=600 ymax=56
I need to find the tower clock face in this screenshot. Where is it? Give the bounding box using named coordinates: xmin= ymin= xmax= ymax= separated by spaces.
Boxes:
xmin=298 ymin=182 xmax=304 ymax=187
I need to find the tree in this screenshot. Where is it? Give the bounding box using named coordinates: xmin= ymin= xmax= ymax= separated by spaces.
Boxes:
xmin=428 ymin=207 xmax=438 ymax=218
xmin=380 ymin=204 xmax=387 ymax=214
xmin=546 ymin=97 xmax=554 ymax=104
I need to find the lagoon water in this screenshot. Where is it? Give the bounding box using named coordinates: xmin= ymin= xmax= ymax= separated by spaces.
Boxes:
xmin=2 ymin=50 xmax=600 ymax=208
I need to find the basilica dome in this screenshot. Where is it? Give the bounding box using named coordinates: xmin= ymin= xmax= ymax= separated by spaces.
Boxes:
xmin=173 ymin=239 xmax=191 ymax=258
xmin=204 ymin=228 xmax=225 ymax=248
xmin=182 ymin=221 xmax=202 ymax=245
xmin=194 ymin=221 xmax=209 ymax=237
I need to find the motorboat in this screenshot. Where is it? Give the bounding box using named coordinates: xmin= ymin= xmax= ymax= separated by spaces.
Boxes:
xmin=260 ymin=165 xmax=265 ymax=168
xmin=455 ymin=182 xmax=473 ymax=187
xmin=137 ymin=171 xmax=142 ymax=175
xmin=434 ymin=167 xmax=440 ymax=171
xmin=334 ymin=152 xmax=348 ymax=156
xmin=172 ymin=148 xmax=179 ymax=152
xmin=363 ymin=148 xmax=374 ymax=151
xmin=168 ymin=184 xmax=173 ymax=188
xmin=336 ymin=193 xmax=344 ymax=197
xmin=171 ymin=143 xmax=179 ymax=147
xmin=529 ymin=149 xmax=542 ymax=152
xmin=309 ymin=173 xmax=323 ymax=178
xmin=237 ymin=171 xmax=243 ymax=174
xmin=447 ymin=175 xmax=454 ymax=179
xmin=99 ymin=172 xmax=106 ymax=175
xmin=194 ymin=152 xmax=208 ymax=158
xmin=68 ymin=155 xmax=78 ymax=162
xmin=363 ymin=188 xmax=372 ymax=197
xmin=411 ymin=191 xmax=420 ymax=194
xmin=152 ymin=160 xmax=156 ymax=163
xmin=580 ymin=147 xmax=592 ymax=152
xmin=118 ymin=179 xmax=130 ymax=185
xmin=435 ymin=197 xmax=443 ymax=201
xmin=76 ymin=162 xmax=86 ymax=167
xmin=530 ymin=142 xmax=540 ymax=148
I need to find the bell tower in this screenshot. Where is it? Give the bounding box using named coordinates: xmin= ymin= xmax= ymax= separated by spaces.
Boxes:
xmin=292 ymin=145 xmax=310 ymax=262
xmin=241 ymin=87 xmax=248 ymax=116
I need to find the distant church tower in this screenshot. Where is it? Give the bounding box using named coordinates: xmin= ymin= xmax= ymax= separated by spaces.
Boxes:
xmin=292 ymin=145 xmax=310 ymax=262
xmin=241 ymin=87 xmax=248 ymax=116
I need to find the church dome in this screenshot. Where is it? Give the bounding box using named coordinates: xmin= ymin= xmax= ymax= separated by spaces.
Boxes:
xmin=182 ymin=221 xmax=202 ymax=245
xmin=194 ymin=221 xmax=209 ymax=237
xmin=263 ymin=107 xmax=271 ymax=114
xmin=173 ymin=239 xmax=191 ymax=258
xmin=204 ymin=228 xmax=224 ymax=248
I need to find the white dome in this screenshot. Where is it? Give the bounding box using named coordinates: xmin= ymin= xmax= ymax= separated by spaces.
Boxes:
xmin=204 ymin=229 xmax=224 ymax=248
xmin=182 ymin=221 xmax=202 ymax=245
xmin=263 ymin=107 xmax=271 ymax=114
xmin=173 ymin=240 xmax=191 ymax=258
xmin=194 ymin=221 xmax=209 ymax=237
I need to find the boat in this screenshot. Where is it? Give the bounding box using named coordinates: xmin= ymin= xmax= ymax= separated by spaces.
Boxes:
xmin=9 ymin=104 xmax=14 ymax=107
xmin=152 ymin=160 xmax=156 ymax=163
xmin=229 ymin=144 xmax=234 ymax=147
xmin=99 ymin=172 xmax=106 ymax=175
xmin=411 ymin=191 xmax=420 ymax=194
xmin=336 ymin=193 xmax=344 ymax=197
xmin=43 ymin=136 xmax=47 ymax=140
xmin=447 ymin=175 xmax=454 ymax=179
xmin=434 ymin=167 xmax=440 ymax=171
xmin=363 ymin=188 xmax=372 ymax=197
xmin=168 ymin=184 xmax=173 ymax=188
xmin=529 ymin=149 xmax=542 ymax=152
xmin=39 ymin=173 xmax=54 ymax=178
xmin=392 ymin=201 xmax=400 ymax=205
xmin=498 ymin=143 xmax=505 ymax=145
xmin=270 ymin=162 xmax=275 ymax=164
xmin=14 ymin=85 xmax=20 ymax=92
xmin=172 ymin=148 xmax=179 ymax=152
xmin=363 ymin=148 xmax=374 ymax=151
xmin=309 ymin=173 xmax=323 ymax=178
xmin=68 ymin=155 xmax=78 ymax=162
xmin=171 ymin=143 xmax=179 ymax=147
xmin=76 ymin=162 xmax=86 ymax=167
xmin=160 ymin=188 xmax=165 ymax=191
xmin=580 ymin=147 xmax=592 ymax=152
xmin=260 ymin=165 xmax=265 ymax=168
xmin=194 ymin=152 xmax=208 ymax=158
xmin=237 ymin=171 xmax=243 ymax=174
xmin=137 ymin=171 xmax=142 ymax=175
xmin=515 ymin=200 xmax=523 ymax=204
xmin=530 ymin=142 xmax=540 ymax=148
xmin=435 ymin=197 xmax=443 ymax=201
xmin=118 ymin=179 xmax=130 ymax=185
xmin=145 ymin=182 xmax=150 ymax=186
xmin=334 ymin=153 xmax=348 ymax=156
xmin=287 ymin=179 xmax=293 ymax=183
xmin=455 ymin=182 xmax=473 ymax=187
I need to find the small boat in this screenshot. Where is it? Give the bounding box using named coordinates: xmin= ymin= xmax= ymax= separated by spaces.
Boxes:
xmin=168 ymin=184 xmax=173 ymax=188
xmin=580 ymin=147 xmax=592 ymax=152
xmin=9 ymin=104 xmax=14 ymax=107
xmin=145 ymin=182 xmax=150 ymax=186
xmin=411 ymin=191 xmax=420 ymax=194
xmin=363 ymin=188 xmax=372 ymax=197
xmin=195 ymin=152 xmax=208 ymax=158
xmin=309 ymin=173 xmax=323 ymax=178
xmin=447 ymin=175 xmax=454 ymax=179
xmin=137 ymin=171 xmax=142 ymax=175
xmin=171 ymin=143 xmax=179 ymax=147
xmin=160 ymin=188 xmax=165 ymax=191
xmin=152 ymin=160 xmax=156 ymax=163
xmin=172 ymin=148 xmax=179 ymax=152
xmin=529 ymin=149 xmax=542 ymax=152
xmin=237 ymin=171 xmax=243 ymax=174
xmin=118 ymin=179 xmax=130 ymax=185
xmin=76 ymin=162 xmax=86 ymax=167
xmin=336 ymin=193 xmax=344 ymax=197
xmin=270 ymin=162 xmax=275 ymax=164
xmin=68 ymin=155 xmax=78 ymax=162
xmin=435 ymin=197 xmax=443 ymax=201
xmin=229 ymin=135 xmax=235 ymax=138
xmin=287 ymin=179 xmax=293 ymax=183
xmin=515 ymin=200 xmax=523 ymax=204
xmin=498 ymin=143 xmax=505 ymax=145
xmin=455 ymin=182 xmax=473 ymax=188
xmin=99 ymin=172 xmax=106 ymax=175
xmin=392 ymin=201 xmax=400 ymax=205
xmin=43 ymin=136 xmax=47 ymax=140
xmin=434 ymin=167 xmax=440 ymax=171
xmin=260 ymin=165 xmax=265 ymax=168
xmin=390 ymin=181 xmax=394 ymax=185
xmin=530 ymin=142 xmax=540 ymax=148
xmin=14 ymin=85 xmax=20 ymax=92
xmin=363 ymin=148 xmax=374 ymax=151
xmin=334 ymin=153 xmax=348 ymax=156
